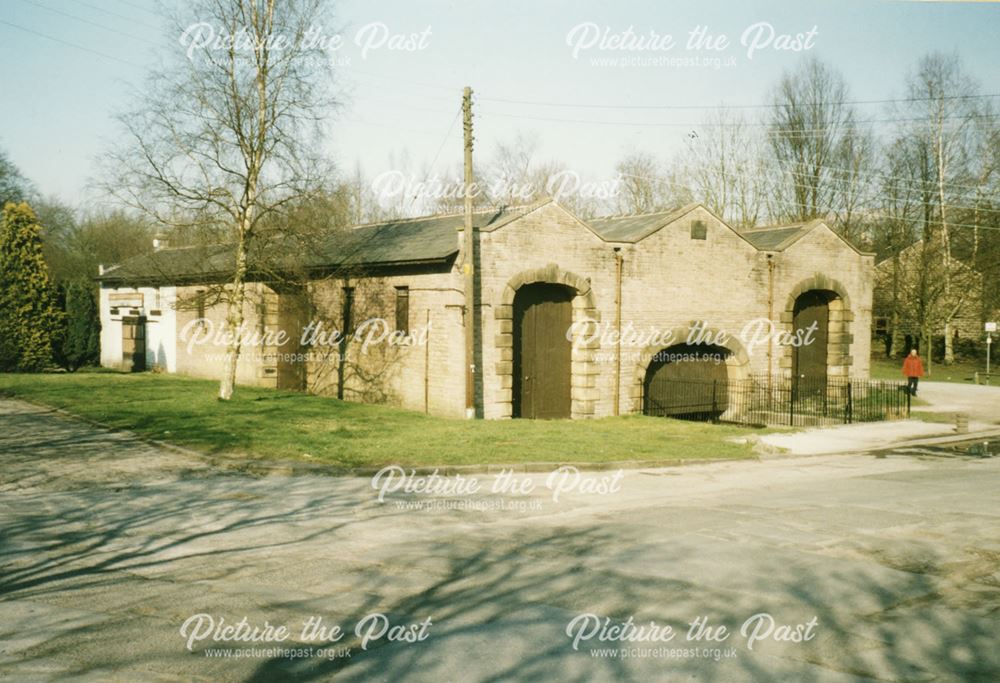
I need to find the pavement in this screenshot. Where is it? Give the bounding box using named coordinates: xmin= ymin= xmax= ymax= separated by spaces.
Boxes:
xmin=759 ymin=381 xmax=1000 ymax=456
xmin=1 ymin=397 xmax=998 ymax=682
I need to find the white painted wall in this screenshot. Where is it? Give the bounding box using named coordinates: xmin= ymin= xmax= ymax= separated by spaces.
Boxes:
xmin=99 ymin=285 xmax=177 ymax=372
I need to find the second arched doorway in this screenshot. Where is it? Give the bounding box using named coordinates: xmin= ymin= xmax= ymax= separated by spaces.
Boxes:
xmin=792 ymin=289 xmax=838 ymax=393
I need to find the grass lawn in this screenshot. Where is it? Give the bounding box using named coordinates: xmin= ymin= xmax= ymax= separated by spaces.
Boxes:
xmin=870 ymin=357 xmax=990 ymax=384
xmin=0 ymin=372 xmax=760 ymax=469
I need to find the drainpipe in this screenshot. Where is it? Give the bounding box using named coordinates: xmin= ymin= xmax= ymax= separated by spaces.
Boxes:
xmin=614 ymin=247 xmax=623 ymax=416
xmin=767 ymin=254 xmax=775 ymax=387
xmin=424 ymin=309 xmax=430 ymax=414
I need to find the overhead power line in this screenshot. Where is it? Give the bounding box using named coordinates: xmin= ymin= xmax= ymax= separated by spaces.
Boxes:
xmin=0 ymin=18 xmax=140 ymax=68
xmin=477 ymin=109 xmax=995 ymax=130
xmin=18 ymin=0 xmax=150 ymax=43
xmin=407 ymin=104 xmax=463 ymax=208
xmin=477 ymin=92 xmax=1000 ymax=111
xmin=681 ymin=142 xmax=1000 ymax=198
xmin=615 ymin=170 xmax=1000 ymax=232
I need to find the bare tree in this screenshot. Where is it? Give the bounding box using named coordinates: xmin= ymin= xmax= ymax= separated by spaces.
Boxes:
xmin=486 ymin=132 xmax=541 ymax=206
xmin=875 ymin=136 xmax=922 ymax=358
xmin=611 ymin=151 xmax=691 ymax=215
xmin=613 ymin=151 xmax=659 ymax=214
xmin=43 ymin=207 xmax=154 ymax=285
xmin=680 ymin=110 xmax=767 ymax=228
xmin=830 ymin=123 xmax=876 ymax=243
xmin=767 ymin=58 xmax=868 ymax=225
xmin=104 ymin=0 xmax=335 ymax=399
xmin=0 ymin=146 xmax=32 ymax=207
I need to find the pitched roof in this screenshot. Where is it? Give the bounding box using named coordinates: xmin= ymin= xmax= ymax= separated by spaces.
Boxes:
xmin=329 ymin=210 xmax=501 ymax=266
xmin=97 ymin=244 xmax=236 ymax=284
xmin=96 ymin=203 xmax=865 ymax=285
xmin=741 ymin=219 xmax=874 ymax=255
xmin=739 ymin=223 xmax=811 ymax=251
xmin=96 ymin=207 xmax=513 ymax=285
xmin=587 ymin=203 xmax=701 ymax=242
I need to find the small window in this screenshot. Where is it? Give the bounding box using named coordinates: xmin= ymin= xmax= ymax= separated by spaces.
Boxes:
xmin=395 ymin=286 xmax=409 ymax=335
xmin=690 ymin=220 xmax=707 ymax=240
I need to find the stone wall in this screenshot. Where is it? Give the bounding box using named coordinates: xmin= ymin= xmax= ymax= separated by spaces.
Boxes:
xmin=477 ymin=202 xmax=611 ymax=419
xmin=478 ymin=203 xmax=874 ymax=419
xmin=173 ymin=282 xmax=276 ymax=388
xmin=302 ymin=270 xmax=467 ymax=417
xmin=102 ymin=202 xmax=874 ymax=420
xmin=771 ymin=226 xmax=874 ymax=382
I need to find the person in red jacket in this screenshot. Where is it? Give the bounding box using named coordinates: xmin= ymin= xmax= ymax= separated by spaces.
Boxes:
xmin=902 ymin=349 xmax=924 ymax=396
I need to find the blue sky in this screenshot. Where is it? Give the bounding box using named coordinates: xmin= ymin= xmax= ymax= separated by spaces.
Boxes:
xmin=1 ymin=0 xmax=999 ymax=206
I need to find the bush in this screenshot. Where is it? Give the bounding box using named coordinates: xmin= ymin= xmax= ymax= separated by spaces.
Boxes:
xmin=0 ymin=202 xmax=62 ymax=371
xmin=53 ymin=280 xmax=101 ymax=371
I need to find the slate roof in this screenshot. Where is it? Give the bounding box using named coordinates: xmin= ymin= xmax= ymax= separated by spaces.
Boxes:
xmin=330 ymin=209 xmax=507 ymax=266
xmin=587 ymin=203 xmax=700 ymax=242
xmin=97 ymin=244 xmax=237 ymax=284
xmin=96 ymin=202 xmax=855 ymax=285
xmin=97 ymin=208 xmax=512 ymax=285
xmin=739 ymin=224 xmax=811 ymax=251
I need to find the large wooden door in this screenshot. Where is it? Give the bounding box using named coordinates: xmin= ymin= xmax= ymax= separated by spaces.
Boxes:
xmin=643 ymin=344 xmax=729 ymax=418
xmin=792 ymin=291 xmax=830 ymax=393
xmin=513 ymin=284 xmax=573 ymax=419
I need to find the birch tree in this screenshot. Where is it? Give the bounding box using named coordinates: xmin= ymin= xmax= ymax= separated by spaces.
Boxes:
xmin=892 ymin=53 xmax=979 ymax=364
xmin=104 ymin=0 xmax=334 ymax=399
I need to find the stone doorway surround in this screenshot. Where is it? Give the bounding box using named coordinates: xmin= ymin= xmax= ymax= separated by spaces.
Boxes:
xmin=781 ymin=276 xmax=854 ymax=380
xmin=494 ymin=264 xmax=598 ymax=419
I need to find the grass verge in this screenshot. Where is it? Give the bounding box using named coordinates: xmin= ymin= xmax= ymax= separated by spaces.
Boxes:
xmin=870 ymin=358 xmax=989 ymax=384
xmin=0 ymin=372 xmax=760 ymax=468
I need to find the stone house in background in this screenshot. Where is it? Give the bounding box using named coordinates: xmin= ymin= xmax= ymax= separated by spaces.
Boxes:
xmin=873 ymin=238 xmax=996 ymax=358
xmin=97 ymin=200 xmax=874 ymax=419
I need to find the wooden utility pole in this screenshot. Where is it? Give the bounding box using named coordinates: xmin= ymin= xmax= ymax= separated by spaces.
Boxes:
xmin=462 ymin=86 xmax=476 ymax=419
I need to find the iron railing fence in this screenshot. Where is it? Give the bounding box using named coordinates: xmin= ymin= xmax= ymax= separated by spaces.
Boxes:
xmin=643 ymin=374 xmax=911 ymax=427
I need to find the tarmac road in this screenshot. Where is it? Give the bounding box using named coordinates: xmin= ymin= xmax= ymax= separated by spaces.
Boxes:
xmin=1 ymin=398 xmax=998 ymax=682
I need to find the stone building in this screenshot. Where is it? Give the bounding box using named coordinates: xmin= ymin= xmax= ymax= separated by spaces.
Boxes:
xmin=873 ymin=238 xmax=996 ymax=358
xmin=97 ymin=200 xmax=874 ymax=419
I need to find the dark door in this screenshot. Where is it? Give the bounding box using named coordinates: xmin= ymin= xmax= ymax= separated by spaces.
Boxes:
xmin=121 ymin=315 xmax=146 ymax=372
xmin=276 ymin=292 xmax=307 ymax=391
xmin=513 ymin=283 xmax=573 ymax=419
xmin=643 ymin=344 xmax=729 ymax=419
xmin=792 ymin=291 xmax=830 ymax=394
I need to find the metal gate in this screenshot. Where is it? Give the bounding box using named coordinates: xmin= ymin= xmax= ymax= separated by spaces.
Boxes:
xmin=643 ymin=344 xmax=730 ymax=419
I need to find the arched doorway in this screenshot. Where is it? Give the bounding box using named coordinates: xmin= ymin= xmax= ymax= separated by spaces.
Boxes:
xmin=792 ymin=290 xmax=836 ymax=393
xmin=512 ymin=283 xmax=574 ymax=419
xmin=643 ymin=343 xmax=731 ymax=420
